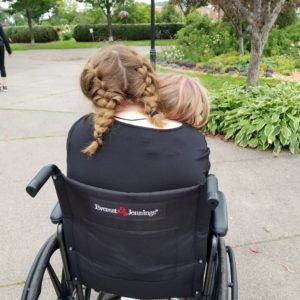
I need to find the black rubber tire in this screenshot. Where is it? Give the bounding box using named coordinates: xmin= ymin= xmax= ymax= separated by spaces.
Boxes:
xmin=21 ymin=234 xmax=88 ymax=300
xmin=21 ymin=236 xmax=53 ymax=300
xmin=216 ymin=238 xmax=228 ymax=300
xmin=210 ymin=237 xmax=228 ymax=300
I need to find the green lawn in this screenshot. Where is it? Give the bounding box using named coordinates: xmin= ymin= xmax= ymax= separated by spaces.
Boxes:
xmin=11 ymin=39 xmax=176 ymax=51
xmin=157 ymin=65 xmax=281 ymax=90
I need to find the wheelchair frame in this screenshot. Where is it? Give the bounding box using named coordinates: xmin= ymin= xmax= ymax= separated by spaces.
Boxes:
xmin=21 ymin=165 xmax=238 ymax=300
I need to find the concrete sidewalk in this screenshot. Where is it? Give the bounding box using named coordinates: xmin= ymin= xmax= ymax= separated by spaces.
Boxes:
xmin=0 ymin=48 xmax=299 ymax=300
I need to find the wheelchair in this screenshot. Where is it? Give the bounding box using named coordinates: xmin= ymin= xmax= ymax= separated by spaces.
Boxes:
xmin=21 ymin=164 xmax=238 ymax=300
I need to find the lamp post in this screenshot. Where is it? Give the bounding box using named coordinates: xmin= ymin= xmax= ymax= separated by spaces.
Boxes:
xmin=150 ymin=0 xmax=156 ymax=69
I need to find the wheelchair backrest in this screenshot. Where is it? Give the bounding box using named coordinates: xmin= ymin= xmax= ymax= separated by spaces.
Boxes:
xmin=53 ymin=174 xmax=211 ymax=299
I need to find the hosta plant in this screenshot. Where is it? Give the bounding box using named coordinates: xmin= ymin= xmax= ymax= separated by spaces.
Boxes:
xmin=205 ymin=83 xmax=300 ymax=155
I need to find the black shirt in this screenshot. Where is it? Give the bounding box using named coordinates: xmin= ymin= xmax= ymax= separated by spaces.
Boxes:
xmin=67 ymin=114 xmax=210 ymax=192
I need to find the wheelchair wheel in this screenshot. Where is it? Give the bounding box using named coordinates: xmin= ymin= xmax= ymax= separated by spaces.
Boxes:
xmin=211 ymin=237 xmax=238 ymax=300
xmin=203 ymin=236 xmax=228 ymax=300
xmin=213 ymin=237 xmax=228 ymax=300
xmin=21 ymin=234 xmax=92 ymax=300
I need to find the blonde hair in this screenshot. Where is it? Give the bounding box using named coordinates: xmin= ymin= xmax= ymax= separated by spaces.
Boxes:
xmin=157 ymin=73 xmax=210 ymax=129
xmin=80 ymin=45 xmax=164 ymax=156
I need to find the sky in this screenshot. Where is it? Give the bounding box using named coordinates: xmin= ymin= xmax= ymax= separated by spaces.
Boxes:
xmin=0 ymin=0 xmax=164 ymax=11
xmin=0 ymin=1 xmax=8 ymax=8
xmin=0 ymin=0 xmax=153 ymax=8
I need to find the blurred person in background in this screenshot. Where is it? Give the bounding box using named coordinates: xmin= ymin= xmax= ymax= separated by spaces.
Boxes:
xmin=0 ymin=22 xmax=12 ymax=91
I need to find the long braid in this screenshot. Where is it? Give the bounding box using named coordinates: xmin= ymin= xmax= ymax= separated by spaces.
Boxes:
xmin=81 ymin=70 xmax=124 ymax=156
xmin=136 ymin=63 xmax=164 ymax=127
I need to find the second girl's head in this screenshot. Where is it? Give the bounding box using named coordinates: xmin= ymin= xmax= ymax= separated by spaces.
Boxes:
xmin=80 ymin=45 xmax=164 ymax=156
xmin=158 ymin=73 xmax=210 ymax=129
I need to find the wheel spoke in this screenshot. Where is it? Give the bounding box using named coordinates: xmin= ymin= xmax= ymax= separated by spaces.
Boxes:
xmin=47 ymin=262 xmax=63 ymax=298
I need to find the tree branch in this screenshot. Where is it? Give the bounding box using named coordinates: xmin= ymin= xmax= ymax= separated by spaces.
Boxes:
xmin=271 ymin=0 xmax=287 ymax=21
xmin=257 ymin=0 xmax=262 ymax=18
xmin=262 ymin=0 xmax=286 ymax=43
xmin=267 ymin=1 xmax=271 ymax=16
xmin=231 ymin=0 xmax=254 ymax=25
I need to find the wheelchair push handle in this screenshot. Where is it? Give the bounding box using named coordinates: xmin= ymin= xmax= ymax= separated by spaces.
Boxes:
xmin=207 ymin=174 xmax=219 ymax=209
xmin=26 ymin=164 xmax=60 ymax=197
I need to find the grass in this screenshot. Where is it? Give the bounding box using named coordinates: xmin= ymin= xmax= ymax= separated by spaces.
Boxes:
xmin=157 ymin=65 xmax=281 ymax=90
xmin=11 ymin=39 xmax=176 ymax=51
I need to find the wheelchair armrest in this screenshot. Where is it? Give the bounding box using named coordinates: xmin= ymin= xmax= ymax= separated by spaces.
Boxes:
xmin=207 ymin=174 xmax=219 ymax=209
xmin=26 ymin=164 xmax=60 ymax=197
xmin=50 ymin=202 xmax=63 ymax=224
xmin=211 ymin=191 xmax=228 ymax=237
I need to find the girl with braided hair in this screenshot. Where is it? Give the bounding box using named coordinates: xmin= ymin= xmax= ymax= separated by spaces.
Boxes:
xmin=67 ymin=45 xmax=210 ymax=192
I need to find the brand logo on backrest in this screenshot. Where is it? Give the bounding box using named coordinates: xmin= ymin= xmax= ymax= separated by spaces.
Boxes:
xmin=93 ymin=203 xmax=160 ymax=218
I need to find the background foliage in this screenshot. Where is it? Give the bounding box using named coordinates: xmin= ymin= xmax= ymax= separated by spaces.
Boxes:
xmin=5 ymin=25 xmax=58 ymax=43
xmin=73 ymin=23 xmax=183 ymax=41
xmin=176 ymin=12 xmax=237 ymax=62
xmin=205 ymin=83 xmax=300 ymax=155
xmin=112 ymin=0 xmax=151 ymax=23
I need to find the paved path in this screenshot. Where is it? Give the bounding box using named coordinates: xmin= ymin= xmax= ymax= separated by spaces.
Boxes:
xmin=0 ymin=48 xmax=300 ymax=299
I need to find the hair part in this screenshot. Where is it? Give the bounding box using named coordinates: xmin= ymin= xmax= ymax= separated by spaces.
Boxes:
xmin=157 ymin=73 xmax=210 ymax=129
xmin=80 ymin=45 xmax=164 ymax=156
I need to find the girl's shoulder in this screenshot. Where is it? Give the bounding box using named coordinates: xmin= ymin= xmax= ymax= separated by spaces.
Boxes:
xmin=67 ymin=114 xmax=93 ymax=140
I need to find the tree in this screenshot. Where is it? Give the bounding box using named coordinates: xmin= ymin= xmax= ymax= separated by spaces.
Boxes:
xmin=45 ymin=0 xmax=80 ymax=25
xmin=156 ymin=4 xmax=184 ymax=23
xmin=231 ymin=0 xmax=287 ymax=87
xmin=169 ymin=0 xmax=208 ymax=16
xmin=4 ymin=0 xmax=56 ymax=44
xmin=0 ymin=8 xmax=11 ymax=25
xmin=77 ymin=0 xmax=125 ymax=41
xmin=83 ymin=7 xmax=106 ymax=24
xmin=113 ymin=0 xmax=150 ymax=24
xmin=211 ymin=0 xmax=247 ymax=55
xmin=44 ymin=1 xmax=106 ymax=25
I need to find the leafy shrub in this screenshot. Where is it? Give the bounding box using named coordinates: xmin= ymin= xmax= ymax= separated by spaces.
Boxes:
xmin=265 ymin=21 xmax=300 ymax=57
xmin=196 ymin=52 xmax=250 ymax=73
xmin=156 ymin=23 xmax=183 ymax=39
xmin=295 ymin=59 xmax=300 ymax=69
xmin=159 ymin=45 xmax=185 ymax=62
xmin=73 ymin=23 xmax=183 ymax=41
xmin=5 ymin=26 xmax=58 ymax=43
xmin=59 ymin=25 xmax=73 ymax=40
xmin=283 ymin=20 xmax=300 ymax=44
xmin=195 ymin=52 xmax=297 ymax=75
xmin=205 ymin=83 xmax=300 ymax=155
xmin=265 ymin=27 xmax=297 ymax=57
xmin=176 ymin=12 xmax=236 ymax=62
xmin=276 ymin=6 xmax=298 ymax=28
xmin=262 ymin=56 xmax=296 ymax=75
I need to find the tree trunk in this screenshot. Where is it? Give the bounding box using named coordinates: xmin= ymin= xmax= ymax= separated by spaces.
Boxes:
xmin=26 ymin=9 xmax=35 ymax=44
xmin=231 ymin=0 xmax=287 ymax=88
xmin=237 ymin=32 xmax=244 ymax=55
xmin=247 ymin=35 xmax=262 ymax=87
xmin=106 ymin=6 xmax=113 ymax=42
